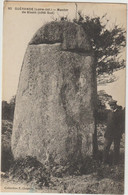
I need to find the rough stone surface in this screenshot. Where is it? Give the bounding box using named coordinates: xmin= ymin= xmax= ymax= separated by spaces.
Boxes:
xmin=12 ymin=21 xmax=97 ymax=166
xmin=29 ymin=21 xmax=91 ymax=51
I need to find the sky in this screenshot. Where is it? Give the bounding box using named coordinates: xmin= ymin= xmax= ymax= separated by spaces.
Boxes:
xmin=2 ymin=2 xmax=127 ymax=107
xmin=98 ymin=68 xmax=126 ymax=107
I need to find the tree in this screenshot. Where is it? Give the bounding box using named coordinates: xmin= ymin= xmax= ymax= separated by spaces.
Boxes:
xmin=9 ymin=95 xmax=16 ymax=121
xmin=2 ymin=95 xmax=16 ymax=121
xmin=73 ymin=13 xmax=126 ymax=75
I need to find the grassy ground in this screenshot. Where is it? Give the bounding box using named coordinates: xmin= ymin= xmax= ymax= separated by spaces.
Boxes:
xmin=1 ymin=120 xmax=125 ymax=194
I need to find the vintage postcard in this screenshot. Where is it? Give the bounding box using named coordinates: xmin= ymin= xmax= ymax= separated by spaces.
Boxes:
xmin=1 ymin=1 xmax=127 ymax=194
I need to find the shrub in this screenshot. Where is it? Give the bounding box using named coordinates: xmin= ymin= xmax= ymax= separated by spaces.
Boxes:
xmin=9 ymin=156 xmax=51 ymax=188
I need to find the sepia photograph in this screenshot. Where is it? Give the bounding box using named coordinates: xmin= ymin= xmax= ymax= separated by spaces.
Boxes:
xmin=1 ymin=1 xmax=127 ymax=194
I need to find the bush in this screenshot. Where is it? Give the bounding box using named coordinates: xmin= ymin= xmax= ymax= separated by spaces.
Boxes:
xmin=9 ymin=156 xmax=51 ymax=188
xmin=1 ymin=146 xmax=14 ymax=172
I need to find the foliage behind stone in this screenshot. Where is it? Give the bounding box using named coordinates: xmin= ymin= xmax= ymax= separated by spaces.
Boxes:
xmin=2 ymin=96 xmax=15 ymax=121
xmin=74 ymin=14 xmax=126 ymax=75
xmin=1 ymin=120 xmax=14 ymax=172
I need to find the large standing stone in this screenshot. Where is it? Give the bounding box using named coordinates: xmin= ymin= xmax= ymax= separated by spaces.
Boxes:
xmin=12 ymin=21 xmax=97 ymax=166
